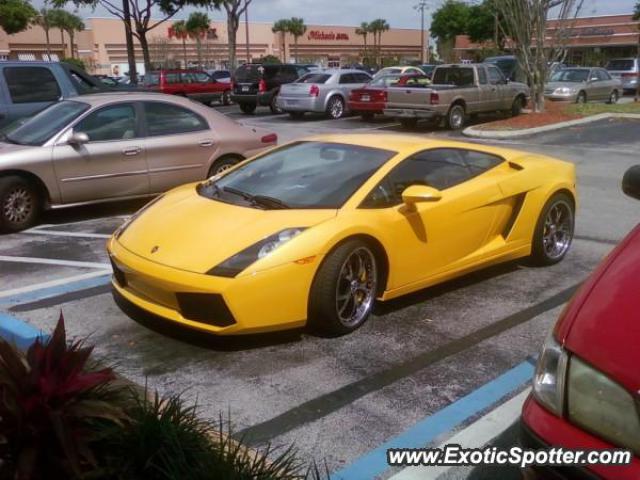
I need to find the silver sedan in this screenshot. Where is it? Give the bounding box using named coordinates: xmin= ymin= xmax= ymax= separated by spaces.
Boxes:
xmin=277 ymin=69 xmax=372 ymax=119
xmin=544 ymin=67 xmax=622 ymax=104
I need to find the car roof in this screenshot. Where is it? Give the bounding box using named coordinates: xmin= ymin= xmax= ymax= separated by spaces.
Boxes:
xmin=320 ymin=69 xmax=370 ymax=75
xmin=64 ymin=91 xmax=202 ymax=107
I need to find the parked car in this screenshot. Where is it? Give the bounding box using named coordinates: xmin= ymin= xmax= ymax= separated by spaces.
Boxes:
xmin=419 ymin=64 xmax=438 ymax=79
xmin=544 ymin=67 xmax=621 ymax=104
xmin=0 ymin=61 xmax=117 ymax=129
xmin=0 ymin=92 xmax=277 ymax=232
xmin=606 ymin=57 xmax=639 ymax=94
xmin=143 ymin=69 xmax=233 ymax=105
xmin=520 ymin=165 xmax=640 ymax=480
xmin=277 ymin=69 xmax=372 ymax=119
xmin=108 ymin=135 xmax=575 ymax=337
xmin=384 ymin=63 xmax=530 ymax=130
xmin=208 ymin=69 xmax=231 ymax=83
xmin=483 ymin=55 xmax=527 ymax=83
xmin=94 ymin=75 xmax=121 ymax=87
xmin=372 ymin=65 xmax=425 ymax=80
xmin=349 ymin=73 xmax=430 ymax=121
xmin=231 ymin=63 xmax=311 ymax=114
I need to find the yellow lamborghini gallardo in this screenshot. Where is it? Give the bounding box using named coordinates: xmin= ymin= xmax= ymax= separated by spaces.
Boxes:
xmin=108 ymin=135 xmax=576 ymax=336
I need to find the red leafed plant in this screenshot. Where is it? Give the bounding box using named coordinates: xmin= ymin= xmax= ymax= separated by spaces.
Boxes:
xmin=0 ymin=313 xmax=126 ymax=480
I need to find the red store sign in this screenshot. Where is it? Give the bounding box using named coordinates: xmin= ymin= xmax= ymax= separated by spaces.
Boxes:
xmin=307 ymin=30 xmax=350 ymax=41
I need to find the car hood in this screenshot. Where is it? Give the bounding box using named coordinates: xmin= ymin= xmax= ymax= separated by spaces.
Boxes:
xmin=117 ymin=184 xmax=337 ymax=274
xmin=546 ymin=81 xmax=585 ymax=90
xmin=555 ymin=225 xmax=640 ymax=393
xmin=0 ymin=141 xmax=34 ymax=154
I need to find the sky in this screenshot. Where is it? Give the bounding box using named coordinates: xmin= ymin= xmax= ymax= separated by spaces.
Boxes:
xmin=32 ymin=0 xmax=638 ymax=29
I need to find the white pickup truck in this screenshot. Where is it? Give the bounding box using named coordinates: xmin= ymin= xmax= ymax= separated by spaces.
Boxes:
xmin=384 ymin=63 xmax=530 ymax=130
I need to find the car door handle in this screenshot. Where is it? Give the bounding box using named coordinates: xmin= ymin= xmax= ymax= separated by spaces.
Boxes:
xmin=199 ymin=140 xmax=214 ymax=147
xmin=122 ymin=147 xmax=142 ymax=156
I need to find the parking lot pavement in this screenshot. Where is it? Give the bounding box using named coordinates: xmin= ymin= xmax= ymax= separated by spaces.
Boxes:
xmin=2 ymin=114 xmax=640 ymax=479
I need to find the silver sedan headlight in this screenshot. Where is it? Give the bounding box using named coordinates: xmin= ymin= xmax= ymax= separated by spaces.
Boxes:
xmin=554 ymin=87 xmax=576 ymax=95
xmin=533 ymin=333 xmax=568 ymax=416
xmin=567 ymin=356 xmax=640 ymax=455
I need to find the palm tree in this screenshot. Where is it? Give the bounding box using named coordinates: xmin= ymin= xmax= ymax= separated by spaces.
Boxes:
xmin=34 ymin=8 xmax=56 ymax=58
xmin=272 ymin=19 xmax=290 ymax=62
xmin=186 ymin=12 xmax=210 ymax=67
xmin=173 ymin=20 xmax=189 ymax=68
xmin=55 ymin=11 xmax=84 ymax=59
xmin=287 ymin=17 xmax=306 ymax=63
xmin=369 ymin=18 xmax=389 ymax=66
xmin=355 ymin=21 xmax=370 ymax=62
xmin=48 ymin=9 xmax=67 ymax=58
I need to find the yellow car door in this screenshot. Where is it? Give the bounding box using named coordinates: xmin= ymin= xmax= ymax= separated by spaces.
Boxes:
xmin=361 ymin=148 xmax=506 ymax=290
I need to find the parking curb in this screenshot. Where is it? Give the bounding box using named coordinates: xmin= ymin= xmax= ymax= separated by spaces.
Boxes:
xmin=462 ymin=112 xmax=640 ymax=139
xmin=0 ymin=312 xmax=49 ymax=350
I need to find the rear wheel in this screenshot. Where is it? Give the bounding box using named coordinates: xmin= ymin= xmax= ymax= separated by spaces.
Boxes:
xmin=576 ymin=91 xmax=587 ymax=104
xmin=446 ymin=104 xmax=466 ymax=130
xmin=0 ymin=176 xmax=41 ymax=233
xmin=270 ymin=94 xmax=283 ymax=114
xmin=207 ymin=156 xmax=243 ymax=177
xmin=326 ymin=96 xmax=345 ymax=119
xmin=399 ymin=118 xmax=418 ymax=129
xmin=530 ymin=193 xmax=575 ymax=266
xmin=309 ymin=240 xmax=378 ymax=336
xmin=239 ymin=103 xmax=256 ymax=114
xmin=607 ymin=90 xmax=619 ymax=104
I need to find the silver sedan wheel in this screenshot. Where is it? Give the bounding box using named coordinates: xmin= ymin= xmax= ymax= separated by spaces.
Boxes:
xmin=542 ymin=200 xmax=574 ymax=260
xmin=335 ymin=247 xmax=377 ymax=328
xmin=215 ymin=163 xmax=235 ymax=175
xmin=328 ymin=97 xmax=344 ymax=119
xmin=3 ymin=186 xmax=32 ymax=224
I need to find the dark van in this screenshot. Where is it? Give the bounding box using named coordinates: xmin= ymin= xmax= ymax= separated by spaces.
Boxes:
xmin=231 ymin=63 xmax=310 ymax=114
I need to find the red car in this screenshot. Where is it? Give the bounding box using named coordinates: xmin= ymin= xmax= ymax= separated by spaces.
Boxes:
xmin=521 ymin=165 xmax=640 ymax=479
xmin=348 ymin=73 xmax=430 ymax=121
xmin=143 ymin=69 xmax=232 ymax=105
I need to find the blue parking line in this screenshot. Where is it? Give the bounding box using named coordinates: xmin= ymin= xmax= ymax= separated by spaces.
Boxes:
xmin=0 ymin=312 xmax=49 ymax=350
xmin=332 ymin=361 xmax=534 ymax=480
xmin=0 ymin=274 xmax=111 ymax=306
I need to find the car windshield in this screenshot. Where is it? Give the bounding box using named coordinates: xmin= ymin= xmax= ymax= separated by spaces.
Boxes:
xmin=606 ymin=59 xmax=635 ymax=71
xmin=550 ymin=69 xmax=590 ymax=82
xmin=297 ymin=73 xmax=331 ymax=84
xmin=2 ymin=100 xmax=89 ymax=146
xmin=198 ymin=141 xmax=396 ymax=209
xmin=369 ymin=74 xmax=401 ymax=86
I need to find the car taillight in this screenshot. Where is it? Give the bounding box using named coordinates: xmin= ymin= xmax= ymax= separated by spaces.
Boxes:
xmin=309 ymin=84 xmax=320 ymax=97
xmin=261 ymin=133 xmax=278 ymax=144
xmin=258 ymin=79 xmax=267 ymax=93
xmin=430 ymin=91 xmax=439 ymax=105
xmin=621 ymin=73 xmax=638 ymax=78
xmin=375 ymin=90 xmax=387 ymax=102
xmin=230 ymin=80 xmax=235 ymax=90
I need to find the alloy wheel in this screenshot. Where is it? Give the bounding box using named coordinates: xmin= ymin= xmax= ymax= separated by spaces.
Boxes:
xmin=542 ymin=200 xmax=574 ymax=260
xmin=3 ymin=186 xmax=32 ymax=224
xmin=335 ymin=247 xmax=377 ymax=328
xmin=329 ymin=98 xmax=344 ymax=119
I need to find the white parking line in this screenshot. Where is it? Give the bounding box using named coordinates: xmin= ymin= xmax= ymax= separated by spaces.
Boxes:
xmin=0 ymin=255 xmax=110 ymax=269
xmin=389 ymin=389 xmax=530 ymax=480
xmin=23 ymin=229 xmax=112 ymax=239
xmin=0 ymin=270 xmax=111 ymax=299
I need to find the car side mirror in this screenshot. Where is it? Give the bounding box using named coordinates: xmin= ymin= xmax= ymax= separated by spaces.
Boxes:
xmin=622 ymin=165 xmax=640 ymax=200
xmin=68 ymin=131 xmax=89 ymax=145
xmin=402 ymin=185 xmax=442 ymax=205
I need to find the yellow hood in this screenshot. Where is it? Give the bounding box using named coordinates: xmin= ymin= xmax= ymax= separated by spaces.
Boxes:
xmin=118 ymin=185 xmax=337 ymax=273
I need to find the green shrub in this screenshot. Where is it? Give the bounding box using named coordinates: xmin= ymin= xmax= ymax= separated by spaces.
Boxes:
xmin=62 ymin=57 xmax=86 ymax=71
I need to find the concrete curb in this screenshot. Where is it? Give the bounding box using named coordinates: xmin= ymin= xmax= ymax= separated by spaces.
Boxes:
xmin=0 ymin=312 xmax=49 ymax=350
xmin=462 ymin=112 xmax=640 ymax=139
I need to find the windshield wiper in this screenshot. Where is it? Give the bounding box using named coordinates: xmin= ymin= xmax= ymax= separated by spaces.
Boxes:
xmin=223 ymin=186 xmax=289 ymax=209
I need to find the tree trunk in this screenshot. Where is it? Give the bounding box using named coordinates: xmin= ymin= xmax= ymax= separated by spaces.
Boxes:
xmin=363 ymin=35 xmax=367 ymax=61
xmin=45 ymin=29 xmax=51 ymax=57
xmin=69 ymin=31 xmax=75 ymax=59
xmin=282 ymin=32 xmax=286 ymax=62
xmin=636 ymin=37 xmax=639 ymax=102
xmin=122 ymin=0 xmax=137 ymax=84
xmin=294 ymin=36 xmax=298 ymax=63
xmin=227 ymin=15 xmax=238 ymax=69
xmin=182 ymin=38 xmax=187 ymax=68
xmin=137 ymin=29 xmax=152 ymax=72
xmin=196 ymin=37 xmax=202 ymax=67
xmin=60 ymin=29 xmax=65 ymax=58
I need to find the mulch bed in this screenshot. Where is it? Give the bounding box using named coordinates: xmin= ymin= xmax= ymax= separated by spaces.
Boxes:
xmin=477 ymin=101 xmax=580 ymax=130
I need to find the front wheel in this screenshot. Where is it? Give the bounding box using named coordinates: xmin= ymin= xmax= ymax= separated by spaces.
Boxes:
xmin=308 ymin=240 xmax=379 ymax=336
xmin=0 ymin=176 xmax=41 ymax=233
xmin=446 ymin=104 xmax=466 ymax=130
xmin=326 ymin=96 xmax=345 ymax=119
xmin=576 ymin=91 xmax=587 ymax=104
xmin=270 ymin=94 xmax=283 ymax=114
xmin=239 ymin=103 xmax=257 ymax=114
xmin=530 ymin=193 xmax=575 ymax=266
xmin=608 ymin=90 xmax=619 ymax=104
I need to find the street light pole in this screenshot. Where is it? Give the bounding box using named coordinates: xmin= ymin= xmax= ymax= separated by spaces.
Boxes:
xmin=414 ymin=0 xmax=429 ymax=64
xmin=244 ymin=0 xmax=250 ymax=63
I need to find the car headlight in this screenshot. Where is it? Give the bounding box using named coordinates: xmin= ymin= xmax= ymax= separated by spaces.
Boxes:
xmin=567 ymin=356 xmax=640 ymax=455
xmin=208 ymin=228 xmax=306 ymax=278
xmin=115 ymin=195 xmax=164 ymax=239
xmin=533 ymin=333 xmax=568 ymax=416
xmin=554 ymin=87 xmax=576 ymax=95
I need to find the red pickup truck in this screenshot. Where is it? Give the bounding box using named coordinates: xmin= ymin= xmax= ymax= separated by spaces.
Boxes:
xmin=143 ymin=69 xmax=232 ymax=105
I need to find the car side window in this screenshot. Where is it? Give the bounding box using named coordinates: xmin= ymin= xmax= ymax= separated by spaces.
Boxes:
xmin=3 ymin=67 xmax=61 ymax=103
xmin=193 ymin=72 xmax=210 ymax=83
xmin=478 ymin=67 xmax=488 ymax=85
xmin=361 ymin=148 xmax=503 ymax=208
xmin=74 ymin=103 xmax=138 ymax=142
xmin=143 ymin=102 xmax=208 ymax=136
xmin=165 ymin=72 xmax=181 ymax=84
xmin=339 ymin=74 xmax=354 ymax=84
xmin=488 ymin=67 xmax=504 ymax=85
xmin=355 ymin=73 xmax=371 ymax=83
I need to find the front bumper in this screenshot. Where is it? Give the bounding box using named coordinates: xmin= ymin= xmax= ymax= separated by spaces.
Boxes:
xmin=622 ymin=79 xmax=638 ymax=91
xmin=544 ymin=92 xmax=578 ymax=101
xmin=520 ymin=394 xmax=640 ymax=480
xmin=107 ymin=237 xmax=318 ymax=335
xmin=277 ymin=95 xmax=323 ymax=113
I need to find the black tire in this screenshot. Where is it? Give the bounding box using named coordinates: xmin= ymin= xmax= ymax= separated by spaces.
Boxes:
xmin=0 ymin=175 xmax=41 ymax=233
xmin=326 ymin=96 xmax=345 ymax=119
xmin=239 ymin=103 xmax=256 ymax=114
xmin=221 ymin=90 xmax=232 ymax=106
xmin=289 ymin=112 xmax=305 ymax=120
xmin=269 ymin=94 xmax=283 ymax=114
xmin=530 ymin=192 xmax=575 ymax=266
xmin=361 ymin=113 xmax=375 ymax=121
xmin=576 ymin=91 xmax=587 ymax=104
xmin=446 ymin=103 xmax=466 ymax=130
xmin=511 ymin=96 xmax=524 ymax=116
xmin=207 ymin=156 xmax=243 ymax=177
xmin=308 ymin=239 xmax=379 ymax=336
xmin=607 ymin=90 xmax=618 ymax=104
xmin=399 ymin=118 xmax=418 ymax=129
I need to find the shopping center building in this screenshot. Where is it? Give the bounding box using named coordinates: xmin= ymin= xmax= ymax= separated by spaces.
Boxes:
xmin=0 ymin=17 xmax=427 ymax=75
xmin=454 ymin=14 xmax=640 ymax=65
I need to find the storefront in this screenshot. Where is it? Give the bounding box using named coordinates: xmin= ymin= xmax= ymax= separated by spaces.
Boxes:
xmin=0 ymin=17 xmax=427 ymax=75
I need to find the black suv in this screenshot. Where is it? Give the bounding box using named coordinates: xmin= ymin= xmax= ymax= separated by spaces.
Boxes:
xmin=231 ymin=63 xmax=310 ymax=114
